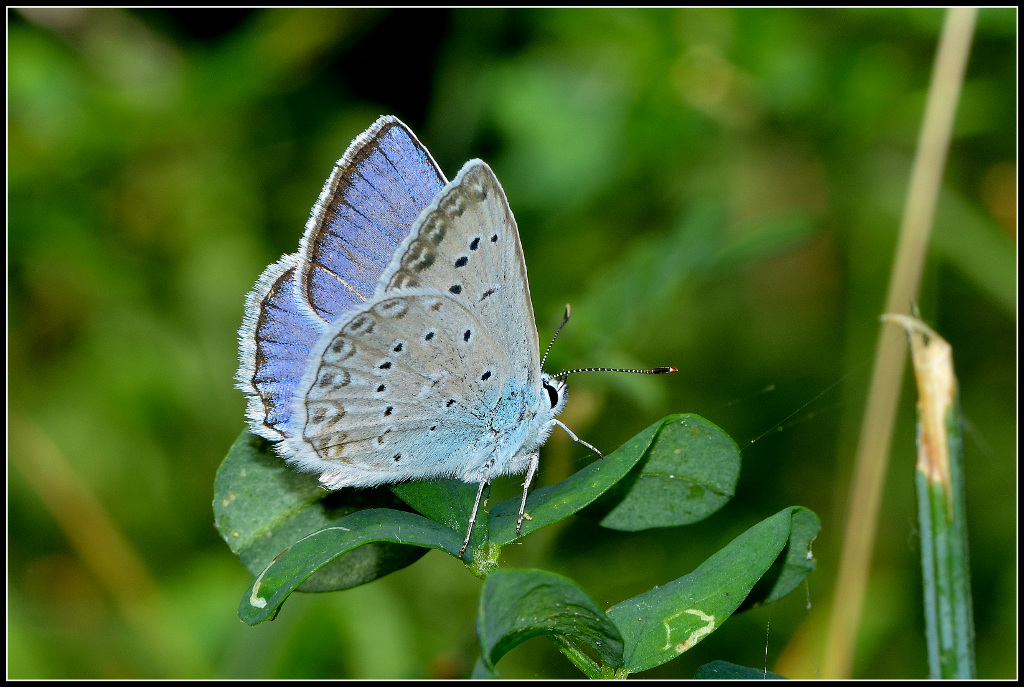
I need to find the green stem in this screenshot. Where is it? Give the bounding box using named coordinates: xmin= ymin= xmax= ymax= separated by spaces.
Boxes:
xmin=915 ymin=401 xmax=975 ymax=678
xmin=551 ymin=635 xmax=605 ymax=679
xmin=885 ymin=314 xmax=975 ymax=678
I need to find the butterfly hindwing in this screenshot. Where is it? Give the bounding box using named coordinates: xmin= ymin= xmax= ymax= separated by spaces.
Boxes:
xmin=377 ymin=160 xmax=542 ymax=394
xmin=284 ymin=289 xmax=517 ymax=487
xmin=236 ymin=254 xmax=324 ymax=440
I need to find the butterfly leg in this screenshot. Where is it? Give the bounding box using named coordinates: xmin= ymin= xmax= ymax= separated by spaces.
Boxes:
xmin=552 ymin=419 xmax=603 ymax=458
xmin=460 ymin=459 xmax=494 ymax=557
xmin=516 ymin=452 xmax=540 ymax=538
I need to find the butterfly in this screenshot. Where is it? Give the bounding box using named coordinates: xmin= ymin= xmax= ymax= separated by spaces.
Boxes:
xmin=237 ymin=115 xmax=673 ymax=555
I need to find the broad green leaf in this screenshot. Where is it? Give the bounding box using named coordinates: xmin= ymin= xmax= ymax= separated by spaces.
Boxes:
xmin=608 ymin=507 xmax=819 ymax=673
xmin=477 ymin=569 xmax=624 ymax=676
xmin=695 ymin=660 xmax=785 ymax=679
xmin=738 ymin=506 xmax=820 ymax=611
xmin=214 ymin=431 xmax=426 ymax=592
xmin=584 ymin=414 xmax=740 ymax=530
xmin=391 ymin=478 xmax=491 ymax=562
xmin=239 ymin=508 xmax=463 ymax=625
xmin=391 ymin=478 xmax=483 ymax=535
xmin=487 ymin=415 xmax=666 ymax=546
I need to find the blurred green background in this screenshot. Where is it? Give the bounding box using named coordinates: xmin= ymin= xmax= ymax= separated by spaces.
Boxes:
xmin=8 ymin=8 xmax=1016 ymax=679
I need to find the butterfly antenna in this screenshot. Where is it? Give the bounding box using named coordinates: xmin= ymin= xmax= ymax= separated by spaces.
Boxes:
xmin=541 ymin=304 xmax=572 ymax=371
xmin=551 ymin=366 xmax=677 ymax=380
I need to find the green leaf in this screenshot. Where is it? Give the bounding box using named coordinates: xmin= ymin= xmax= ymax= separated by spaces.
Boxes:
xmin=607 ymin=507 xmax=819 ymax=674
xmin=584 ymin=414 xmax=740 ymax=530
xmin=391 ymin=478 xmax=493 ymax=567
xmin=239 ymin=508 xmax=464 ymax=625
xmin=391 ymin=477 xmax=484 ymax=537
xmin=885 ymin=314 xmax=976 ymax=678
xmin=487 ymin=415 xmax=666 ymax=546
xmin=477 ymin=569 xmax=624 ymax=676
xmin=738 ymin=506 xmax=820 ymax=611
xmin=910 ymin=329 xmax=975 ymax=678
xmin=695 ymin=660 xmax=785 ymax=679
xmin=214 ymin=431 xmax=427 ymax=593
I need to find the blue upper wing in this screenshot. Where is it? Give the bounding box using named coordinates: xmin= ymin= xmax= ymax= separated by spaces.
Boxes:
xmin=237 ymin=255 xmax=320 ymax=440
xmin=297 ymin=116 xmax=447 ymax=322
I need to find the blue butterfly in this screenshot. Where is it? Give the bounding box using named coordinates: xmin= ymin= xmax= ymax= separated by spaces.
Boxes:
xmin=237 ymin=116 xmax=673 ymax=554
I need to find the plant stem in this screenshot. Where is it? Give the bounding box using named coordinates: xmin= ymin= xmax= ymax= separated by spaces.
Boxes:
xmin=822 ymin=7 xmax=977 ymax=678
xmin=884 ymin=315 xmax=975 ymax=678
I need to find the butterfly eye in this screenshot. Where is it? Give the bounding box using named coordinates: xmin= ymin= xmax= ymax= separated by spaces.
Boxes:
xmin=543 ymin=381 xmax=559 ymax=409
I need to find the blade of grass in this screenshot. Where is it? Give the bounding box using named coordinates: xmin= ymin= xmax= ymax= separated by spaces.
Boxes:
xmin=822 ymin=7 xmax=977 ymax=678
xmin=883 ymin=315 xmax=975 ymax=678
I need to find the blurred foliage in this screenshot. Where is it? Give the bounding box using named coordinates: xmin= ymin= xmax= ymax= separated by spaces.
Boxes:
xmin=7 ymin=7 xmax=1016 ymax=679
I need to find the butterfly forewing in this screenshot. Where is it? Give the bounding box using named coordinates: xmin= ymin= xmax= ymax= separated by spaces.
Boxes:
xmin=286 ymin=290 xmax=516 ymax=486
xmin=297 ymin=116 xmax=446 ymax=323
xmin=378 ymin=160 xmax=542 ymax=393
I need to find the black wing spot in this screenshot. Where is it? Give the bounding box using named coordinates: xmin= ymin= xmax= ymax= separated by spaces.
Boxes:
xmin=377 ymin=384 xmax=386 ymax=393
xmin=379 ymin=361 xmax=392 ymax=370
xmin=430 ymin=425 xmax=437 ymax=431
xmin=393 ymin=453 xmax=401 ymax=462
xmin=393 ymin=342 xmax=404 ymax=352
xmin=449 ymin=284 xmax=462 ymax=295
xmin=490 ymin=234 xmax=498 ymax=242
xmin=384 ymin=406 xmax=393 ymax=416
xmin=463 ymin=329 xmax=471 ymax=342
xmin=455 ymin=256 xmax=468 ymax=268
xmin=425 ymin=331 xmax=435 ymax=341
xmin=469 ymin=237 xmax=480 ymax=250
xmin=446 ymin=399 xmax=456 ymax=407
xmin=481 ymin=370 xmax=491 ymax=381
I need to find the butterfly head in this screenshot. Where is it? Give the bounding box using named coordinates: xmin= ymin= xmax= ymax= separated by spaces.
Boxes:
xmin=537 ymin=304 xmax=676 ymax=426
xmin=540 ymin=373 xmax=568 ymax=418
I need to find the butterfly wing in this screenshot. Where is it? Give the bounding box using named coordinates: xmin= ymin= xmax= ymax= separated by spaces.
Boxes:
xmin=238 ymin=116 xmax=445 ymax=441
xmin=378 ymin=160 xmax=542 ymax=392
xmin=236 ymin=255 xmax=322 ymax=440
xmin=283 ymin=290 xmax=521 ymax=486
xmin=288 ymin=161 xmax=546 ymax=487
xmin=297 ymin=116 xmax=446 ymax=323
